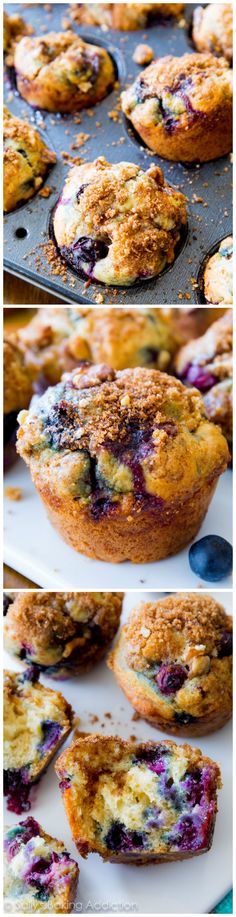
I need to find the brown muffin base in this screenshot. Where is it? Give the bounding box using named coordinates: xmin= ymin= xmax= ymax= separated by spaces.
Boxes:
xmin=130 ymin=102 xmax=232 ymax=162
xmin=39 ymin=475 xmax=219 ymax=563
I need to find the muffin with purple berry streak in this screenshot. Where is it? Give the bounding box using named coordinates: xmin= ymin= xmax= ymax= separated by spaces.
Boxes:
xmin=52 ymin=157 xmax=187 ymax=285
xmin=192 ymin=4 xmax=232 ymax=64
xmin=14 ymin=31 xmax=115 ymax=112
xmin=108 ymin=593 xmax=232 ymax=736
xmin=4 ymin=591 xmax=123 ymax=678
xmin=4 ymin=817 xmax=79 ymax=913
xmin=175 ymin=310 xmax=232 ymax=450
xmin=121 ymin=52 xmax=232 ymax=161
xmin=16 ymin=362 xmax=229 ymax=563
xmin=55 ymin=733 xmax=221 ymax=864
xmin=4 ymin=669 xmax=73 ymax=814
xmin=70 ymin=4 xmax=185 ymax=31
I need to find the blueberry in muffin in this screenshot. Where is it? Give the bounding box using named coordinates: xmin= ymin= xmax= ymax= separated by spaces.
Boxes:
xmin=55 ymin=734 xmax=221 ymax=863
xmin=122 ymin=52 xmax=232 ymax=162
xmin=109 ymin=593 xmax=232 ymax=736
xmin=175 ymin=310 xmax=233 ymax=450
xmin=16 ymin=362 xmax=229 ymax=564
xmin=192 ymin=4 xmax=233 ymax=64
xmin=70 ymin=4 xmax=185 ymax=30
xmin=203 ymin=237 xmax=233 ymax=305
xmin=14 ymin=31 xmax=115 ymax=112
xmin=4 ymin=592 xmax=123 ymax=678
xmin=3 ymin=107 xmax=56 ymax=213
xmin=53 ymin=157 xmax=187 ymax=285
xmin=4 ymin=669 xmax=73 ymax=814
xmin=4 ymin=817 xmax=79 ymax=913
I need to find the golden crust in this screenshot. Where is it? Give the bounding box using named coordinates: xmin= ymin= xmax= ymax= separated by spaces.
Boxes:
xmin=109 ymin=593 xmax=232 ymax=735
xmin=3 ymin=307 xmax=179 ymax=415
xmin=3 ymin=11 xmax=33 ymax=59
xmin=53 ymin=158 xmax=187 ymax=285
xmin=16 ymin=364 xmax=229 ymax=563
xmin=3 ymin=107 xmax=56 ymax=213
xmin=14 ymin=31 xmax=115 ymax=112
xmin=4 ymin=591 xmax=123 ymax=675
xmin=70 ymin=4 xmax=184 ymax=30
xmin=192 ymin=4 xmax=233 ymax=63
xmin=55 ymin=733 xmax=221 ymax=863
xmin=175 ymin=310 xmax=233 ymax=447
xmin=122 ymin=52 xmax=232 ymax=162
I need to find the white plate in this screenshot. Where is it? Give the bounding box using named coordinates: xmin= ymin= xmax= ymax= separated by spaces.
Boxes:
xmin=4 ymin=592 xmax=232 ymax=915
xmin=4 ymin=460 xmax=232 ymax=589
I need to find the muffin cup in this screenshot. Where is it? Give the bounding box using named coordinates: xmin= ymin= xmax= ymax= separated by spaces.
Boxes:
xmin=35 ymin=473 xmax=220 ymax=563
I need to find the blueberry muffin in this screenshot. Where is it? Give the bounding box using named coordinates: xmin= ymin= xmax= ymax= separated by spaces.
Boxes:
xmin=161 ymin=307 xmax=227 ymax=344
xmin=70 ymin=4 xmax=184 ymax=30
xmin=3 ymin=107 xmax=56 ymax=213
xmin=4 ymin=592 xmax=123 ymax=678
xmin=14 ymin=31 xmax=115 ymax=112
xmin=109 ymin=593 xmax=232 ymax=736
xmin=192 ymin=4 xmax=233 ymax=64
xmin=203 ymin=237 xmax=233 ymax=305
xmin=53 ymin=158 xmax=187 ymax=285
xmin=16 ymin=363 xmax=229 ymax=564
xmin=4 ymin=817 xmax=79 ymax=913
xmin=175 ymin=310 xmax=233 ymax=449
xmin=55 ymin=734 xmax=221 ymax=863
xmin=4 ymin=669 xmax=73 ymax=814
xmin=4 ymin=307 xmax=179 ymax=416
xmin=122 ymin=52 xmax=232 ymax=161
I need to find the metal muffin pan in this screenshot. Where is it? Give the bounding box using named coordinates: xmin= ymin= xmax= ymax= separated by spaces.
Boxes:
xmin=4 ymin=2 xmax=232 ymax=305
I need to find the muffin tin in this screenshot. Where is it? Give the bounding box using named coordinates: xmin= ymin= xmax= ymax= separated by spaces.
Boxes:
xmin=3 ymin=2 xmax=232 ymax=305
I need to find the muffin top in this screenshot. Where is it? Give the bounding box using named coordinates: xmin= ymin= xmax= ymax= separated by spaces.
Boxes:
xmin=122 ymin=52 xmax=232 ymax=130
xmin=192 ymin=4 xmax=233 ymax=63
xmin=4 ymin=591 xmax=123 ymax=668
xmin=53 ymin=157 xmax=187 ymax=285
xmin=14 ymin=31 xmax=115 ymax=112
xmin=115 ymin=593 xmax=232 ymax=721
xmin=204 ymin=237 xmax=233 ymax=305
xmin=17 ymin=363 xmax=229 ymax=514
xmin=70 ymin=3 xmax=184 ymax=29
xmin=3 ymin=106 xmax=56 ymax=213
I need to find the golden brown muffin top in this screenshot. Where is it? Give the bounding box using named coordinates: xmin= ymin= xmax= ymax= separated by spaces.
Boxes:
xmin=17 ymin=364 xmax=229 ymax=505
xmin=4 ymin=591 xmax=123 ymax=657
xmin=122 ymin=593 xmax=232 ymax=669
xmin=192 ymin=3 xmax=232 ymax=62
xmin=122 ymin=52 xmax=232 ymax=121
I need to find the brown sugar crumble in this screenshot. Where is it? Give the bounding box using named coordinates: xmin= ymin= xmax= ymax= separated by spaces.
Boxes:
xmin=5 ymin=486 xmax=22 ymax=501
xmin=132 ymin=44 xmax=154 ymax=65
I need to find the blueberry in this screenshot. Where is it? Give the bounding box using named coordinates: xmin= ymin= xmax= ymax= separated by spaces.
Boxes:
xmin=174 ymin=712 xmax=196 ymax=726
xmin=3 ymin=594 xmax=14 ymax=616
xmin=37 ymin=721 xmax=62 ymax=755
xmin=4 ymin=767 xmax=31 ymax=814
xmin=217 ymin=630 xmax=232 ymax=658
xmin=139 ymin=347 xmax=159 ymax=365
xmin=156 ymin=664 xmax=187 ymax=695
xmin=105 ymin=821 xmax=145 ymax=853
xmin=189 ymin=536 xmax=232 ymax=582
xmin=185 ymin=364 xmax=216 ymax=391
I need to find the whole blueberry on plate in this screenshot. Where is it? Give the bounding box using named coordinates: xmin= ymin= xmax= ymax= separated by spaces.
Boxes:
xmin=189 ymin=535 xmax=232 ymax=581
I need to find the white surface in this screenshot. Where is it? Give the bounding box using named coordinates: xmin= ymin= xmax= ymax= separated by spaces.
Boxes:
xmin=4 ymin=592 xmax=232 ymax=915
xmin=4 ymin=459 xmax=232 ymax=589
